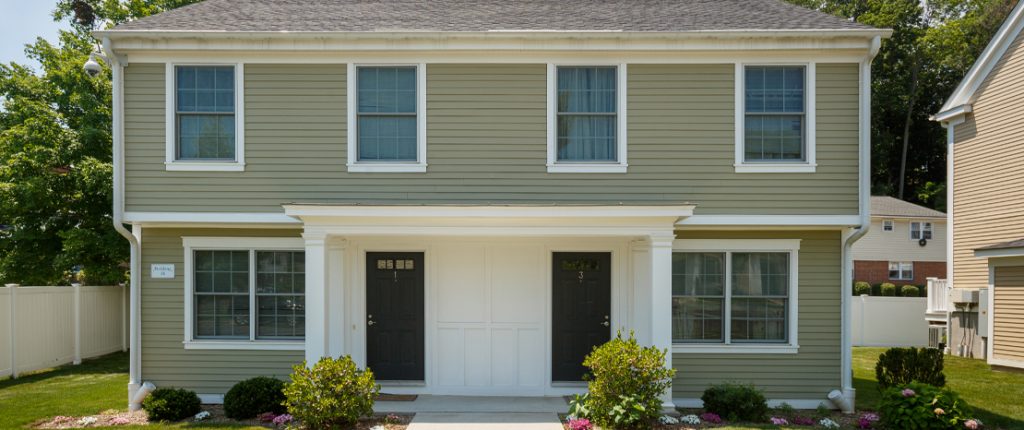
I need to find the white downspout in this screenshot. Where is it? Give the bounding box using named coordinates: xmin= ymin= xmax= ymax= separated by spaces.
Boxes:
xmin=101 ymin=37 xmax=144 ymax=411
xmin=837 ymin=35 xmax=881 ymax=413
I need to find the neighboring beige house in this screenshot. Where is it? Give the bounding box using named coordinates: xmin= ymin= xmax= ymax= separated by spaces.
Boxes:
xmin=852 ymin=196 xmax=946 ymax=287
xmin=96 ymin=0 xmax=889 ymax=411
xmin=933 ymin=0 xmax=1024 ymax=368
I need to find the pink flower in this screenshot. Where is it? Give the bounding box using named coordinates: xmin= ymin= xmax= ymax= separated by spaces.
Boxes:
xmin=567 ymin=417 xmax=593 ymax=430
xmin=934 ymin=408 xmax=946 ymax=415
xmin=109 ymin=416 xmax=131 ymax=425
xmin=858 ymin=412 xmax=880 ymax=429
xmin=771 ymin=416 xmax=789 ymax=425
xmin=964 ymin=419 xmax=981 ymax=429
xmin=272 ymin=414 xmax=294 ymax=426
xmin=901 ymin=388 xmax=916 ymax=397
xmin=700 ymin=412 xmax=723 ymax=424
xmin=792 ymin=416 xmax=815 ymax=426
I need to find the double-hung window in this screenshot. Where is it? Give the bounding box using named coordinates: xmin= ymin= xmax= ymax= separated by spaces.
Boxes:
xmin=547 ymin=65 xmax=627 ymax=173
xmin=672 ymin=240 xmax=799 ymax=353
xmin=883 ymin=219 xmax=894 ymax=232
xmin=889 ymin=262 xmax=914 ymax=281
xmin=167 ymin=64 xmax=244 ymax=171
xmin=347 ymin=64 xmax=426 ymax=172
xmin=910 ymin=222 xmax=932 ymax=240
xmin=185 ymin=237 xmax=305 ymax=349
xmin=736 ymin=64 xmax=815 ymax=173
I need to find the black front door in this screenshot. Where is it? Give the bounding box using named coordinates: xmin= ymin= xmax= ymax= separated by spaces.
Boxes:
xmin=552 ymin=252 xmax=612 ymax=381
xmin=366 ymin=252 xmax=424 ymax=381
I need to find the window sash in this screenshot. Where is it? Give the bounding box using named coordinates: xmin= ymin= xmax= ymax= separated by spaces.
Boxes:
xmin=555 ymin=66 xmax=618 ymax=162
xmin=883 ymin=220 xmax=894 ymax=231
xmin=910 ymin=222 xmax=933 ymax=240
xmin=672 ymin=251 xmax=791 ymax=345
xmin=175 ymin=66 xmax=236 ymax=161
xmin=743 ymin=65 xmax=806 ymax=162
xmin=192 ymin=248 xmax=305 ymax=341
xmin=889 ymin=262 xmax=914 ymax=280
xmin=355 ymin=66 xmax=418 ymax=163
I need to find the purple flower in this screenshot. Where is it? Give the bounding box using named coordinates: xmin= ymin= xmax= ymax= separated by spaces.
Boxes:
xmin=792 ymin=416 xmax=815 ymax=426
xmin=567 ymin=417 xmax=592 ymax=430
xmin=770 ymin=416 xmax=789 ymax=425
xmin=857 ymin=412 xmax=881 ymax=428
xmin=272 ymin=414 xmax=294 ymax=426
xmin=901 ymin=388 xmax=916 ymax=397
xmin=700 ymin=412 xmax=723 ymax=424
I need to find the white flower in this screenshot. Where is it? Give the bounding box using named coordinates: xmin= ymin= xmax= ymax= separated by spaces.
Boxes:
xmin=78 ymin=416 xmax=98 ymax=426
xmin=658 ymin=415 xmax=682 ymax=425
xmin=819 ymin=417 xmax=840 ymax=429
xmin=194 ymin=411 xmax=211 ymax=421
xmin=370 ymin=426 xmax=386 ymax=430
xmin=679 ymin=414 xmax=701 ymax=425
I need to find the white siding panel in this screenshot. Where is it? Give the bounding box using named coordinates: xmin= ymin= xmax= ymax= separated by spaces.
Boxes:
xmin=850 ymin=218 xmax=946 ymax=262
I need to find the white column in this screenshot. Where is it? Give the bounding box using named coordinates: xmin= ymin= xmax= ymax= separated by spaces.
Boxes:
xmin=73 ymin=283 xmax=82 ymax=365
xmin=648 ymin=232 xmax=676 ymax=411
xmin=303 ymin=232 xmax=330 ymax=365
xmin=630 ymin=240 xmax=653 ymax=345
xmin=326 ymin=238 xmax=347 ymax=358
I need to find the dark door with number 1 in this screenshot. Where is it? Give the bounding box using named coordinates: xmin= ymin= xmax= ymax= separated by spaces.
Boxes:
xmin=366 ymin=252 xmax=424 ymax=381
xmin=552 ymin=252 xmax=612 ymax=381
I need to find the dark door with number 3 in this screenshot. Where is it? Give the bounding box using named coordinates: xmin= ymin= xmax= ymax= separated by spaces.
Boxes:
xmin=366 ymin=252 xmax=424 ymax=381
xmin=552 ymin=252 xmax=612 ymax=381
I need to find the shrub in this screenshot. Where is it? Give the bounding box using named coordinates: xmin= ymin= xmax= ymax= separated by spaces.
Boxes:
xmin=578 ymin=331 xmax=674 ymax=429
xmin=224 ymin=376 xmax=286 ymax=419
xmin=879 ymin=382 xmax=970 ymax=429
xmin=901 ymin=285 xmax=921 ymax=297
xmin=141 ymin=388 xmax=201 ymax=422
xmin=283 ymin=355 xmax=379 ymax=429
xmin=880 ymin=283 xmax=897 ymax=296
xmin=876 ymin=347 xmax=946 ymax=389
xmin=701 ymin=383 xmax=768 ymax=422
xmin=854 ymin=281 xmax=872 ymax=296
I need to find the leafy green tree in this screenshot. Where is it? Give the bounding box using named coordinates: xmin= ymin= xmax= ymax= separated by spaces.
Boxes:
xmin=0 ymin=0 xmax=198 ymax=285
xmin=787 ymin=0 xmax=1015 ymax=207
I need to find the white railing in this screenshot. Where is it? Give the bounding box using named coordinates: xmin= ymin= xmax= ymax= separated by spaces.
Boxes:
xmin=1 ymin=284 xmax=127 ymax=378
xmin=926 ymin=277 xmax=951 ymax=315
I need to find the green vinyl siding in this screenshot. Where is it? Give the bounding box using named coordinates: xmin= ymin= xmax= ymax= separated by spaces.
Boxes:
xmin=140 ymin=228 xmax=303 ymax=393
xmin=123 ymin=63 xmax=859 ymax=214
xmin=671 ymin=230 xmax=842 ymax=400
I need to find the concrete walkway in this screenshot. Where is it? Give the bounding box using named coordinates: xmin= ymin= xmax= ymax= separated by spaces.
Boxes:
xmin=375 ymin=395 xmax=566 ymax=429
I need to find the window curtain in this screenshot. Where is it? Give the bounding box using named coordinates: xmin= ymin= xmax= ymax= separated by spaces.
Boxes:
xmin=557 ymin=67 xmax=616 ymax=162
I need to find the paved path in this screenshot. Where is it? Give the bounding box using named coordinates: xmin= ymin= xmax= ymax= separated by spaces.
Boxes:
xmin=375 ymin=395 xmax=566 ymax=429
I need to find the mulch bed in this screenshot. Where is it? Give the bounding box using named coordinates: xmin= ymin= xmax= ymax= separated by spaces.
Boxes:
xmin=32 ymin=405 xmax=414 ymax=429
xmin=560 ymin=410 xmax=865 ymax=429
xmin=377 ymin=393 xmax=418 ymax=401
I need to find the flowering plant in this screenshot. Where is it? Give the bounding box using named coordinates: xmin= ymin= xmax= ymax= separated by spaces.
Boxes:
xmin=819 ymin=417 xmax=840 ymax=429
xmin=700 ymin=412 xmax=723 ymax=424
xmin=273 ymin=414 xmax=294 ymax=426
xmin=791 ymin=416 xmax=815 ymax=426
xmin=259 ymin=412 xmax=278 ymax=423
xmin=194 ymin=411 xmax=211 ymax=421
xmin=902 ymin=388 xmax=917 ymax=397
xmin=880 ymin=382 xmax=971 ymax=429
xmin=567 ymin=417 xmax=593 ymax=430
xmin=964 ymin=418 xmax=983 ymax=429
xmin=770 ymin=416 xmax=789 ymax=425
xmin=78 ymin=416 xmax=98 ymax=426
xmin=678 ymin=414 xmax=700 ymax=425
xmin=385 ymin=413 xmax=403 ymax=424
xmin=858 ymin=412 xmax=880 ymax=429
xmin=660 ymin=415 xmax=682 ymax=425
xmin=109 ymin=416 xmax=132 ymax=426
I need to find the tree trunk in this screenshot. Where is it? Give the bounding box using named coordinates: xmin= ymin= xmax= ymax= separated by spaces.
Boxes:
xmin=898 ymin=59 xmax=920 ymax=200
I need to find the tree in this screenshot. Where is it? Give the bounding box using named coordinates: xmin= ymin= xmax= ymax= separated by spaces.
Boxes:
xmin=787 ymin=0 xmax=1015 ymax=208
xmin=0 ymin=0 xmax=199 ymax=285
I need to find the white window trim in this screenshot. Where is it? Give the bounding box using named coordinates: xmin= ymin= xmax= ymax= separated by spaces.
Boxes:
xmin=734 ymin=62 xmax=816 ymax=173
xmin=182 ymin=236 xmax=305 ymax=350
xmin=888 ymin=261 xmax=914 ymax=281
xmin=910 ymin=221 xmax=933 ymax=240
xmin=546 ymin=63 xmax=628 ymax=173
xmin=882 ymin=219 xmax=894 ymax=232
xmin=346 ymin=63 xmax=428 ymax=173
xmin=164 ymin=63 xmax=246 ymax=172
xmin=671 ymin=239 xmax=800 ymax=354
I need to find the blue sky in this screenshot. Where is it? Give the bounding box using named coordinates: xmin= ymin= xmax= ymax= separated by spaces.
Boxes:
xmin=0 ymin=0 xmax=67 ymax=67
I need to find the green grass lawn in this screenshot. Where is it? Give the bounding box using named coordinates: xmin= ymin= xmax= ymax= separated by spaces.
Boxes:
xmin=2 ymin=348 xmax=1023 ymax=429
xmin=853 ymin=347 xmax=1024 ymax=429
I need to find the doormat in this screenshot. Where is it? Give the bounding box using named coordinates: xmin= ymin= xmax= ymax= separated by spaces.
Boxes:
xmin=377 ymin=393 xmax=418 ymax=401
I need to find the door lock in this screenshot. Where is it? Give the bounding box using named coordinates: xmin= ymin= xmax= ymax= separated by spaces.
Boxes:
xmin=601 ymin=321 xmax=610 ymax=327
xmin=367 ymin=320 xmax=376 ymax=326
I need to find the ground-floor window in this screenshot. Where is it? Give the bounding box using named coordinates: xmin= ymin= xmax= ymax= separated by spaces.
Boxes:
xmin=183 ymin=237 xmax=305 ymax=346
xmin=888 ymin=261 xmax=914 ymax=280
xmin=671 ymin=239 xmax=799 ymax=349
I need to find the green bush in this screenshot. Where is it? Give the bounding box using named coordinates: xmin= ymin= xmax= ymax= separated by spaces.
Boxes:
xmin=283 ymin=355 xmax=378 ymax=429
xmin=879 ymin=382 xmax=970 ymax=429
xmin=578 ymin=331 xmax=674 ymax=429
xmin=901 ymin=285 xmax=921 ymax=297
xmin=700 ymin=383 xmax=768 ymax=422
xmin=880 ymin=282 xmax=897 ymax=296
xmin=876 ymin=347 xmax=946 ymax=389
xmin=224 ymin=376 xmax=286 ymax=419
xmin=854 ymin=281 xmax=872 ymax=296
xmin=141 ymin=387 xmax=201 ymax=422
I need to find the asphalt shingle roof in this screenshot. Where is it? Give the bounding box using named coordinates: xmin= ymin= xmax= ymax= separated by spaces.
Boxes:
xmin=871 ymin=196 xmax=946 ymax=219
xmin=976 ymin=239 xmax=1024 ymax=252
xmin=110 ymin=0 xmax=874 ymax=33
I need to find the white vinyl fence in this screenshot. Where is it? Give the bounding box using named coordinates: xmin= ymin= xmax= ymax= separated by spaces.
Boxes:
xmin=851 ymin=295 xmax=929 ymax=347
xmin=1 ymin=284 xmax=126 ymax=378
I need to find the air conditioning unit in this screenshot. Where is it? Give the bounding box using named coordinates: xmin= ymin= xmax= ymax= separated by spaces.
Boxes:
xmin=951 ymin=289 xmax=979 ymax=304
xmin=928 ymin=326 xmax=947 ymax=349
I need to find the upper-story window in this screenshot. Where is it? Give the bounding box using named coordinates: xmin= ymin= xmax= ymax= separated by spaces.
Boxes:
xmin=547 ymin=64 xmax=627 ymax=173
xmin=735 ymin=64 xmax=816 ymax=173
xmin=347 ymin=64 xmax=427 ymax=173
xmin=166 ymin=64 xmax=245 ymax=172
xmin=911 ymin=222 xmax=933 ymax=240
xmin=882 ymin=219 xmax=894 ymax=232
